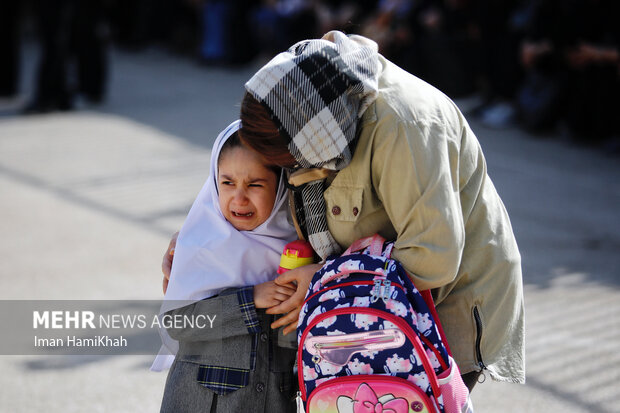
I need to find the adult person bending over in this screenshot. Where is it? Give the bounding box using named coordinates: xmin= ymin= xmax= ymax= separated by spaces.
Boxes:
xmin=238 ymin=31 xmax=525 ymax=390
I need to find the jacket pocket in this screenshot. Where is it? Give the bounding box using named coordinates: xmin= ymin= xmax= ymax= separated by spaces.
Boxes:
xmin=197 ymin=364 xmax=250 ymax=395
xmin=323 ymin=186 xmax=364 ymax=222
xmin=160 ymin=360 xmax=219 ymax=411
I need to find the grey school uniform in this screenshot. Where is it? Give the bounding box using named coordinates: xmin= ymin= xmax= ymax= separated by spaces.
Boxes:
xmin=160 ymin=287 xmax=297 ymax=413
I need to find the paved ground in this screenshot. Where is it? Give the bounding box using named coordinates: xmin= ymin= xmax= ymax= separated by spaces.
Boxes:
xmin=0 ymin=44 xmax=619 ymax=412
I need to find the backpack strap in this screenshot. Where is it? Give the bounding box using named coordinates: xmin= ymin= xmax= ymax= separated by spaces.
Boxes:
xmin=288 ymin=168 xmax=333 ymax=187
xmin=342 ymin=233 xmax=386 ymax=256
xmin=420 ymin=289 xmax=452 ymax=357
xmin=287 ymin=190 xmax=306 ymax=241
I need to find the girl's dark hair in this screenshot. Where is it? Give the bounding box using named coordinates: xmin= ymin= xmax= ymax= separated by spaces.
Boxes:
xmin=219 ymin=131 xmax=243 ymax=160
xmin=238 ymin=92 xmax=297 ymax=168
xmin=219 ymin=130 xmax=281 ymax=176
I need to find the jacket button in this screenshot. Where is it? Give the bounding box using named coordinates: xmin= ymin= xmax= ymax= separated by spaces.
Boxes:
xmin=352 ymin=207 xmax=359 ymax=216
xmin=260 ymin=332 xmax=268 ymax=342
xmin=332 ymin=206 xmax=341 ymax=216
xmin=255 ymin=382 xmax=265 ymax=393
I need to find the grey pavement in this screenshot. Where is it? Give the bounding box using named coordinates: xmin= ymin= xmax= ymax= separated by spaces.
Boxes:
xmin=1 ymin=44 xmax=619 ymax=412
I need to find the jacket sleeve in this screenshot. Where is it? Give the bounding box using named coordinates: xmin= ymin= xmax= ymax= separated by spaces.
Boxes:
xmin=165 ymin=287 xmax=260 ymax=342
xmin=371 ymin=118 xmax=465 ymax=291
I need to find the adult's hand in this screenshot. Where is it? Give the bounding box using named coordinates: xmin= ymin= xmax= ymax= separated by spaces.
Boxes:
xmin=162 ymin=232 xmax=179 ymax=294
xmin=266 ymin=263 xmax=323 ymax=335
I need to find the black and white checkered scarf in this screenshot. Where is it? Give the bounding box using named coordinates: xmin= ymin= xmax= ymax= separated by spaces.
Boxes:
xmin=245 ymin=31 xmax=380 ymax=259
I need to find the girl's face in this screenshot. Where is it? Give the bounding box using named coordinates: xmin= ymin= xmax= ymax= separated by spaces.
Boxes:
xmin=218 ymin=146 xmax=278 ymax=231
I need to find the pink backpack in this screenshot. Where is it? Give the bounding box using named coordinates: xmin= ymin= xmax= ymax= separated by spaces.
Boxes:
xmin=296 ymin=234 xmax=473 ymax=413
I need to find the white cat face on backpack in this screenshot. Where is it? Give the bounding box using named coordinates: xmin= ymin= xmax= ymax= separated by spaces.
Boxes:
xmin=408 ymin=372 xmax=431 ymax=393
xmin=385 ymin=299 xmax=408 ymax=317
xmin=317 ymin=359 xmax=343 ymax=376
xmin=302 ymin=361 xmax=319 ymax=381
xmin=319 ymin=289 xmax=345 ymax=302
xmin=352 ymin=296 xmax=370 ymax=307
xmin=409 ymin=350 xmax=423 ymax=367
xmin=384 ymin=353 xmax=412 ymax=374
xmin=417 ymin=312 xmax=433 ymax=333
xmin=351 ymin=313 xmax=378 ymax=330
xmin=346 ymin=358 xmax=373 ymax=375
xmin=382 ymin=320 xmax=398 ymax=330
xmin=316 ymin=315 xmax=337 ymax=329
xmin=426 ymin=348 xmax=442 ymax=369
xmin=337 ymin=259 xmax=364 ymax=272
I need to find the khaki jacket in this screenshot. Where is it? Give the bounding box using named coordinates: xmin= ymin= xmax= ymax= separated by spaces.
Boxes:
xmin=322 ymin=55 xmax=525 ymax=383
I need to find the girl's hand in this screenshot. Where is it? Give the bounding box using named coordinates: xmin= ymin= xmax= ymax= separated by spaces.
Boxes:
xmin=162 ymin=232 xmax=179 ymax=294
xmin=267 ymin=263 xmax=323 ymax=335
xmin=254 ymin=280 xmax=297 ymax=308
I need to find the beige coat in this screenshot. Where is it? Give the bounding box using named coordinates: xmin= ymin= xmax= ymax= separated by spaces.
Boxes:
xmin=321 ymin=55 xmax=525 ymax=383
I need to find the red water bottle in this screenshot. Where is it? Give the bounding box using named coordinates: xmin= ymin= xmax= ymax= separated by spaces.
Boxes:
xmin=278 ymin=240 xmax=314 ymax=274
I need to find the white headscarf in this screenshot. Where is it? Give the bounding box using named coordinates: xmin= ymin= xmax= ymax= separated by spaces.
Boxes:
xmin=151 ymin=120 xmax=296 ymax=371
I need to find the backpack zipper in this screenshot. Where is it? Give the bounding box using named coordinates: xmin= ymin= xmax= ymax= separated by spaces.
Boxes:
xmin=312 ymin=332 xmax=400 ymax=350
xmin=370 ymin=279 xmax=392 ymax=303
xmin=296 ymin=391 xmax=305 ymax=413
xmin=303 ymin=279 xmax=405 ymax=307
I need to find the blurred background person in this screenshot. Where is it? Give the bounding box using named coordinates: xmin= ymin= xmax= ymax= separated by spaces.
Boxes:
xmin=251 ymin=0 xmax=320 ymax=59
xmin=0 ymin=0 xmax=23 ymax=101
xmin=468 ymin=0 xmax=525 ymax=128
xmin=359 ymin=0 xmax=481 ymax=99
xmin=23 ymin=0 xmax=109 ymax=113
xmin=199 ymin=0 xmax=257 ymax=65
xmin=516 ymin=0 xmax=620 ymax=146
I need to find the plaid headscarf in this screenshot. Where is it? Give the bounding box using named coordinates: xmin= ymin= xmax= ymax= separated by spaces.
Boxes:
xmin=245 ymin=31 xmax=380 ymax=259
